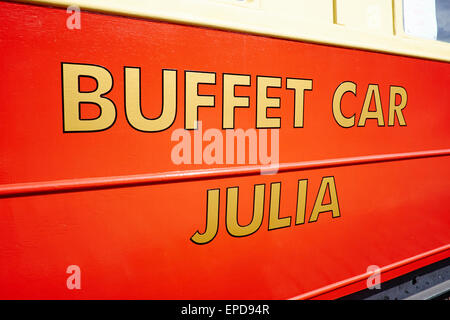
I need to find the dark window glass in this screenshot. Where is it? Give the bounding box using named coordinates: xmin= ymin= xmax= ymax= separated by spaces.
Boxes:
xmin=436 ymin=0 xmax=450 ymax=42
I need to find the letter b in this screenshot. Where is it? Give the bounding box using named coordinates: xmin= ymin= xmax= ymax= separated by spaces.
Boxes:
xmin=62 ymin=63 xmax=116 ymax=132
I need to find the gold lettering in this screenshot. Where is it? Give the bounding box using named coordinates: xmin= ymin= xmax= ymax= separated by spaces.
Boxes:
xmin=388 ymin=86 xmax=407 ymax=126
xmin=332 ymin=81 xmax=356 ymax=128
xmin=62 ymin=63 xmax=116 ymax=132
xmin=191 ymin=189 xmax=220 ymax=244
xmin=358 ymin=84 xmax=384 ymax=126
xmin=286 ymin=78 xmax=313 ymax=128
xmin=295 ymin=179 xmax=308 ymax=225
xmin=223 ymin=74 xmax=250 ymax=129
xmin=309 ymin=177 xmax=340 ymax=222
xmin=268 ymin=182 xmax=291 ymax=230
xmin=124 ymin=68 xmax=177 ymax=132
xmin=185 ymin=71 xmax=215 ymax=130
xmin=256 ymin=76 xmax=281 ymax=128
xmin=226 ymin=185 xmax=264 ymax=237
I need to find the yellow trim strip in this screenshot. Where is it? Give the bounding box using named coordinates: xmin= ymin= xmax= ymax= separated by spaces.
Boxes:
xmin=16 ymin=0 xmax=450 ymax=62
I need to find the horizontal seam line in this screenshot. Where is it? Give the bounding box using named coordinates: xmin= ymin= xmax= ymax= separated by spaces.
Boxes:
xmin=288 ymin=244 xmax=450 ymax=300
xmin=0 ymin=149 xmax=449 ymax=198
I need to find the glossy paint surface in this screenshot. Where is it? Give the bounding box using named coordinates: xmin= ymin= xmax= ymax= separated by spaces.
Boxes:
xmin=0 ymin=1 xmax=449 ymax=299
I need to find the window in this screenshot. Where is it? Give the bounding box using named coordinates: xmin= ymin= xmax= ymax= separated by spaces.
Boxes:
xmin=436 ymin=0 xmax=450 ymax=42
xmin=403 ymin=0 xmax=450 ymax=43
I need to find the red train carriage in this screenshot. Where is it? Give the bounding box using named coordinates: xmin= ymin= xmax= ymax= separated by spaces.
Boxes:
xmin=0 ymin=0 xmax=449 ymax=299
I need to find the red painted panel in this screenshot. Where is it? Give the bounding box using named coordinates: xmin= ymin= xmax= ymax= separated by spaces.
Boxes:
xmin=0 ymin=157 xmax=449 ymax=299
xmin=0 ymin=2 xmax=449 ymax=299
